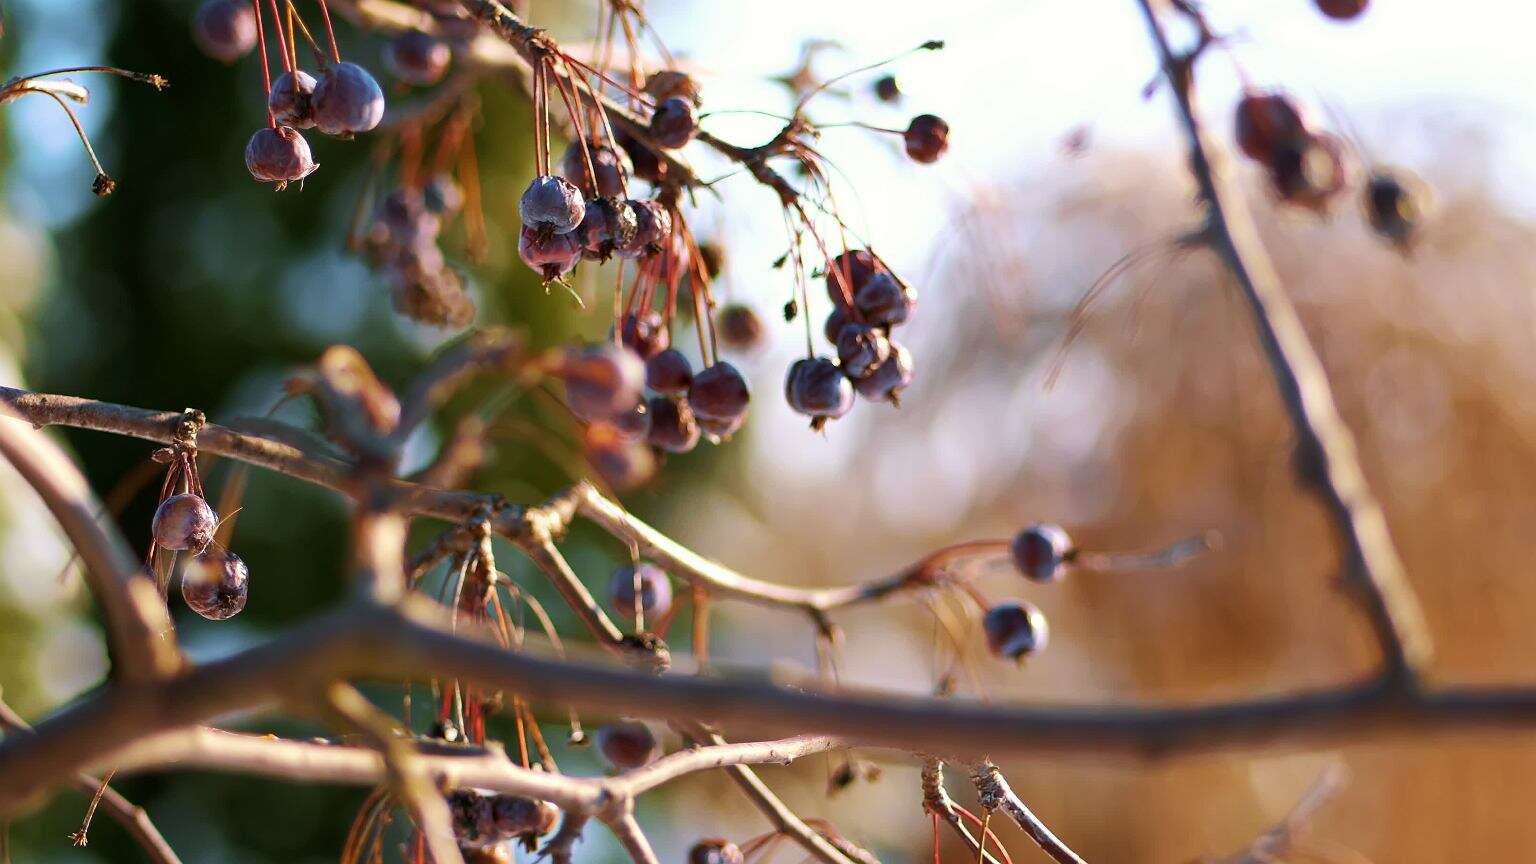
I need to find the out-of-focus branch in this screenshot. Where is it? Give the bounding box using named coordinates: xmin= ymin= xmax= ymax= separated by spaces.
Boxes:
xmin=607 ymin=813 xmax=662 ymax=864
xmin=1132 ymin=0 xmax=1431 ymax=684
xmin=971 ymin=760 xmax=1086 ymax=864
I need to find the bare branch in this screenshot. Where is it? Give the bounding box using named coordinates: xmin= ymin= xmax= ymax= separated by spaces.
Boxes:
xmin=607 ymin=813 xmax=662 ymax=864
xmin=971 ymin=760 xmax=1086 ymax=864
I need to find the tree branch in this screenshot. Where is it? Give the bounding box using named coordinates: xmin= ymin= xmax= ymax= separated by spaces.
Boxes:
xmin=971 ymin=760 xmax=1086 ymax=864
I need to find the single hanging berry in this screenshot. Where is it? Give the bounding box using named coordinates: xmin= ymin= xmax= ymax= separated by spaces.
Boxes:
xmin=245 ymin=126 xmax=318 ymax=187
xmin=785 ymin=357 xmax=854 ymax=422
xmin=519 ymin=175 xmax=585 ymax=234
xmin=595 ymin=719 xmax=659 ymax=769
xmin=192 ymin=0 xmax=257 ymax=63
xmin=609 ymin=562 xmax=674 ymax=620
xmin=1010 ymin=523 xmax=1073 ymax=583
xmin=152 ymin=493 xmax=217 ymax=552
xmin=312 ymin=62 xmax=386 ymax=136
xmin=904 ymin=114 xmax=949 ymax=163
xmin=983 ymin=600 xmax=1050 ymax=661
xmin=180 ymin=548 xmax=250 ymax=620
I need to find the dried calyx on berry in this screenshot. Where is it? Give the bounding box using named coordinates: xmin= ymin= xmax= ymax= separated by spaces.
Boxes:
xmin=645 ymin=395 xmax=701 ymax=454
xmin=312 ymin=62 xmax=386 ymax=136
xmin=595 ymin=719 xmax=659 ymax=769
xmin=690 ymin=839 xmax=745 ymax=864
xmin=518 ymin=225 xmax=582 ymax=282
xmin=192 ymin=0 xmax=257 ymax=63
xmin=786 ymin=356 xmax=855 ymax=426
xmin=1010 ymin=523 xmax=1073 ymax=583
xmin=644 ymin=70 xmax=702 ymax=106
xmin=245 ymin=125 xmax=318 ymax=189
xmin=621 ymin=200 xmax=673 ymax=259
xmin=180 ymin=548 xmax=250 ymax=620
xmin=577 ymin=197 xmax=639 ymax=261
xmin=560 ymin=343 xmax=647 ymax=423
xmin=153 ymin=493 xmax=217 ymax=552
xmin=269 ymin=70 xmax=318 ymax=129
xmin=520 ymin=175 xmax=586 ymax=235
xmin=983 ymin=600 xmax=1050 ymax=661
xmin=649 ymin=96 xmax=699 ymax=149
xmin=561 ymin=138 xmax=633 ymax=199
xmin=385 ymin=30 xmax=452 ymax=87
xmin=903 ymin=114 xmax=949 ymax=163
xmin=609 ymin=562 xmax=674 ymax=620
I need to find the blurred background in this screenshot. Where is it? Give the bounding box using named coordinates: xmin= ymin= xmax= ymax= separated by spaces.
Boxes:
xmin=4 ymin=0 xmax=1536 ymax=861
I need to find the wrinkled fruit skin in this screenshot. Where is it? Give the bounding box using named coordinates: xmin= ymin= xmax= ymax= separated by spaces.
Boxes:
xmin=719 ymin=304 xmax=764 ymax=350
xmin=690 ymin=840 xmax=745 ymax=864
xmin=610 ymin=562 xmax=674 ymax=620
xmin=269 ymin=70 xmax=318 ymax=129
xmin=312 ymin=62 xmax=386 ymax=135
xmin=520 ymin=175 xmax=585 ymax=234
xmin=688 ymin=362 xmax=751 ymax=422
xmin=853 ymin=272 xmax=915 ymax=328
xmin=1010 ymin=523 xmax=1072 ymax=583
xmin=645 ymin=396 xmax=701 ymax=454
xmin=646 ymin=348 xmax=694 ymax=395
xmin=596 ymin=720 xmax=659 ymax=769
xmin=385 ymin=30 xmax=452 ymax=86
xmin=835 ymin=322 xmax=891 ymax=379
xmin=518 ymin=226 xmax=582 ymax=281
xmin=562 ymin=344 xmax=646 ymax=423
xmin=561 ymin=139 xmax=633 ymax=198
xmin=181 ymin=549 xmax=250 ymax=620
xmin=1234 ymin=92 xmax=1310 ymax=163
xmin=786 ymin=357 xmax=855 ymax=420
xmin=649 ymin=96 xmax=699 ymax=149
xmin=853 ymin=341 xmax=914 ymax=403
xmin=577 ymin=198 xmax=639 ymax=261
xmin=192 ymin=0 xmax=257 ymax=63
xmin=619 ymin=311 xmax=669 ymax=359
xmin=621 ymin=200 xmax=673 ymax=259
xmin=152 ymin=493 xmax=217 ymax=552
xmin=984 ymin=601 xmax=1049 ymax=660
xmin=245 ymin=125 xmax=318 ymax=186
xmin=904 ymin=114 xmax=950 ymax=164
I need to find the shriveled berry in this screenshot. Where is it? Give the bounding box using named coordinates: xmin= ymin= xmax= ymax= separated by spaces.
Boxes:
xmin=719 ymin=304 xmax=764 ymax=350
xmin=562 ymin=343 xmax=646 ymax=422
xmin=854 ymin=272 xmax=916 ymax=327
xmin=649 ymin=96 xmax=698 ymax=149
xmin=835 ymin=322 xmax=891 ymax=379
xmin=1010 ymin=523 xmax=1073 ymax=583
xmin=491 ymin=795 xmax=559 ymax=839
xmin=983 ymin=601 xmax=1049 ymax=661
xmin=853 ymin=341 xmax=913 ymax=403
xmin=615 ymin=128 xmax=667 ymax=184
xmin=380 ymin=187 xmax=441 ymax=244
xmin=825 ymin=249 xmax=885 ymax=309
xmin=596 ymin=720 xmax=658 ymax=769
xmin=610 ymin=562 xmax=673 ymax=619
xmin=153 ymin=493 xmax=217 ymax=552
xmin=192 ymin=0 xmax=257 ymax=63
xmin=619 ymin=311 xmax=669 ymax=360
xmin=620 ymin=200 xmax=673 ymax=259
xmin=904 ymin=114 xmax=949 ymax=163
xmin=786 ymin=357 xmax=854 ymax=420
xmin=245 ymin=125 xmax=318 ymax=186
xmin=424 ymin=174 xmax=464 ymax=215
xmin=645 ymin=396 xmax=701 ymax=453
xmin=690 ymin=839 xmax=744 ymax=864
xmin=1315 ymin=0 xmax=1367 ymax=19
xmin=873 ymin=74 xmax=901 ymax=103
xmin=180 ymin=548 xmax=249 ymax=620
xmin=312 ymin=62 xmax=386 ymax=135
xmin=449 ymin=790 xmax=497 ymax=844
xmin=646 ymin=348 xmax=693 ymax=395
xmin=268 ymin=69 xmax=317 ymax=128
xmin=1364 ymin=169 xmax=1425 ymax=251
xmin=585 ymin=422 xmax=656 ymax=491
xmin=577 ymin=197 xmax=639 ymax=261
xmin=1269 ymin=132 xmax=1348 ymax=212
xmin=518 ymin=225 xmax=582 ymax=281
xmin=520 ymin=175 xmax=585 ymax=234
xmin=385 ymin=30 xmax=451 ymax=86
xmin=561 ymin=139 xmax=633 ymax=198
xmin=1234 ymin=92 xmax=1310 ymax=163
xmin=688 ymin=362 xmax=750 ymax=422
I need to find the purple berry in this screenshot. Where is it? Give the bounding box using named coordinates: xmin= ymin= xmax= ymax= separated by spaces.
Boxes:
xmin=312 ymin=62 xmax=386 ymax=136
xmin=618 ymin=311 xmax=669 ymax=360
xmin=577 ymin=197 xmax=639 ymax=261
xmin=449 ymin=790 xmax=497 ymax=844
xmin=854 ymin=272 xmax=915 ymax=327
xmin=613 ymin=400 xmax=652 ymax=442
xmin=620 ymin=200 xmax=673 ymax=259
xmin=596 ymin=720 xmax=658 ymax=769
xmin=904 ymin=114 xmax=949 ymax=164
xmin=1010 ymin=523 xmax=1073 ymax=583
xmin=646 ymin=348 xmax=693 ymax=395
xmin=853 ymin=341 xmax=913 ymax=403
xmin=180 ymin=548 xmax=249 ymax=620
xmin=384 ymin=31 xmax=451 ymax=87
xmin=785 ymin=357 xmax=854 ymax=420
xmin=688 ymin=362 xmax=750 ymax=422
xmin=192 ymin=0 xmax=257 ymax=63
xmin=823 ymin=307 xmax=851 ymax=343
xmin=609 ymin=562 xmax=673 ymax=619
xmin=835 ymin=322 xmax=890 ymax=379
xmin=983 ymin=601 xmax=1049 ymax=661
xmin=561 ymin=343 xmax=646 ymax=423
xmin=423 ymin=174 xmax=464 ymax=215
xmin=645 ymin=396 xmax=700 ymax=454
xmin=490 ymin=794 xmax=559 ymax=839
xmin=518 ymin=225 xmax=582 ymax=281
xmin=561 ymin=139 xmax=633 ymax=198
xmin=825 ymin=249 xmax=884 ymax=309
xmin=268 ymin=69 xmax=317 ymax=128
xmin=719 ymin=305 xmax=764 ymax=351
xmin=649 ymin=96 xmax=698 ymax=149
xmin=690 ymin=839 xmax=745 ymax=864
xmin=519 ymin=175 xmax=585 ymax=234
xmin=380 ymin=187 xmax=441 ymax=244
xmin=152 ymin=493 xmax=217 ymax=552
xmin=584 ymin=423 xmax=656 ymax=491
xmin=245 ymin=125 xmax=318 ymax=187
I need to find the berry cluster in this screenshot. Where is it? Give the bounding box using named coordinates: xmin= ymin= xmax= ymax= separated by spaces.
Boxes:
xmin=446 ymin=789 xmax=560 ymax=854
xmin=363 ymin=177 xmax=475 ymax=327
xmin=979 ymin=523 xmax=1073 ymax=663
xmin=148 ymin=444 xmax=250 ymax=621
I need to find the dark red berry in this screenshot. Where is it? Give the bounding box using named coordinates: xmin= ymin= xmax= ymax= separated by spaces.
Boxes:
xmin=903 ymin=114 xmax=949 ymax=163
xmin=561 ymin=139 xmax=633 ymax=199
xmin=520 ymin=175 xmax=585 ymax=234
xmin=873 ymin=74 xmax=901 ymax=103
xmin=645 ymin=396 xmax=701 ymax=453
xmin=835 ymin=323 xmax=891 ymax=379
xmin=619 ymin=311 xmax=669 ymax=360
xmin=1315 ymin=0 xmax=1367 ymax=19
xmin=491 ymin=795 xmax=559 ymax=839
xmin=613 ymin=401 xmax=652 ymax=442
xmin=269 ymin=69 xmax=317 ymax=128
xmin=697 ymin=241 xmax=725 ymax=280
xmin=825 ymin=249 xmax=885 ymax=309
xmin=518 ymin=225 xmax=582 ymax=281
xmin=192 ymin=0 xmax=257 ymax=63
xmin=690 ymin=839 xmax=745 ymax=864
xmin=245 ymin=125 xmax=318 ymax=187
xmin=561 ymin=343 xmax=646 ymax=423
xmin=585 ymin=423 xmax=656 ymax=491
xmin=577 ymin=197 xmax=639 ymax=261
xmin=719 ymin=304 xmax=764 ymax=350
xmin=1269 ymin=132 xmax=1349 ymax=212
xmin=854 ymin=272 xmax=915 ymax=327
xmin=984 ymin=601 xmax=1049 ymax=661
xmin=649 ymin=96 xmax=698 ymax=149
xmin=609 ymin=562 xmax=673 ymax=619
xmin=621 ymin=200 xmax=673 ymax=259
xmin=853 ymin=341 xmax=913 ymax=403
xmin=312 ymin=62 xmax=386 ymax=135
xmin=385 ymin=31 xmax=451 ymax=86
xmin=786 ymin=357 xmax=854 ymax=421
xmin=1234 ymin=92 xmax=1310 ymax=163
xmin=180 ymin=548 xmax=249 ymax=620
xmin=596 ymin=720 xmax=659 ymax=769
xmin=646 ymin=348 xmax=693 ymax=395
xmin=615 ymin=128 xmax=667 ymax=184
xmin=824 ymin=307 xmax=851 ymax=343
xmin=153 ymin=493 xmax=217 ymax=552
xmin=1010 ymin=523 xmax=1072 ymax=583
xmin=688 ymin=362 xmax=751 ymax=422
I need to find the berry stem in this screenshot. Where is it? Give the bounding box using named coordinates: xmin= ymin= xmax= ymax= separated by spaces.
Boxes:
xmin=314 ymin=0 xmax=342 ymax=64
xmin=265 ymin=0 xmax=292 ymax=73
xmin=251 ymin=0 xmax=275 ymax=126
xmin=34 ymin=89 xmax=116 ymax=194
xmin=284 ymin=0 xmax=327 ymax=68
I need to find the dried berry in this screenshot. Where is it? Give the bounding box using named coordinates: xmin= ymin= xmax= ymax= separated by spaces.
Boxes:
xmin=873 ymin=74 xmax=901 ymax=103
xmin=380 ymin=187 xmax=442 ymax=244
xmin=853 ymin=272 xmax=915 ymax=328
xmin=1268 ymin=132 xmax=1349 ymax=212
xmin=518 ymin=225 xmax=582 ymax=281
xmin=786 ymin=357 xmax=854 ymax=421
xmin=490 ymin=794 xmax=559 ymax=839
xmin=853 ymin=341 xmax=913 ymax=404
xmin=835 ymin=322 xmax=891 ymax=379
xmin=312 ymin=62 xmax=386 ymax=136
xmin=983 ymin=600 xmax=1049 ymax=661
xmin=645 ymin=395 xmax=701 ymax=454
xmin=576 ymin=197 xmax=639 ymax=261
xmin=268 ymin=69 xmax=317 ymax=128
xmin=520 ymin=175 xmax=585 ymax=234
xmin=649 ymin=96 xmax=698 ymax=149
xmin=903 ymin=114 xmax=949 ymax=163
xmin=609 ymin=562 xmax=674 ymax=620
xmin=719 ymin=304 xmax=764 ymax=350
xmin=1364 ymin=169 xmax=1426 ymax=251
xmin=152 ymin=493 xmax=217 ymax=552
xmin=562 ymin=343 xmax=647 ymax=423
xmin=619 ymin=311 xmax=669 ymax=360
xmin=1010 ymin=523 xmax=1073 ymax=583
xmin=192 ymin=0 xmax=257 ymax=63
xmin=595 ymin=720 xmax=659 ymax=769
xmin=180 ymin=548 xmax=249 ymax=620
xmin=561 ymin=139 xmax=633 ymax=199
xmin=621 ymin=200 xmax=673 ymax=259
xmin=645 ymin=348 xmax=693 ymax=395
xmin=449 ymin=790 xmax=497 ymax=845
xmin=697 ymin=241 xmax=725 ymax=280
xmin=1234 ymin=92 xmax=1310 ymax=163
xmin=245 ymin=125 xmax=318 ymax=187
xmin=1315 ymin=0 xmax=1368 ymax=19
xmin=688 ymin=362 xmax=751 ymax=422
xmin=385 ymin=30 xmax=451 ymax=86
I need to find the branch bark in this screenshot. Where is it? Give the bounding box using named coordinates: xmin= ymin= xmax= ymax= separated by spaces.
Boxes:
xmin=971 ymin=760 xmax=1086 ymax=864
